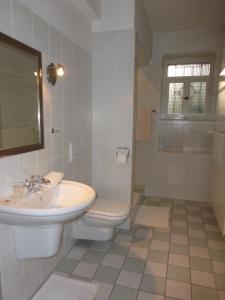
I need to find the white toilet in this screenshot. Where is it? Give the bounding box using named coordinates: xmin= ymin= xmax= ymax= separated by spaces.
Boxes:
xmin=73 ymin=198 xmax=130 ymax=241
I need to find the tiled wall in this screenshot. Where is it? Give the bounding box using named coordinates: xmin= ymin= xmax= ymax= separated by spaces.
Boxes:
xmin=215 ymin=26 xmax=225 ymax=130
xmin=210 ymin=26 xmax=225 ymax=232
xmin=135 ymin=28 xmax=222 ymax=202
xmin=0 ymin=0 xmax=92 ymax=299
xmin=92 ymin=29 xmax=135 ymax=226
xmin=0 ymin=273 xmax=2 ymax=300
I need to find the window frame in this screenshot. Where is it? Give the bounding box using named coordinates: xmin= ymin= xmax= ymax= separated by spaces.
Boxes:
xmin=161 ymin=55 xmax=214 ymax=121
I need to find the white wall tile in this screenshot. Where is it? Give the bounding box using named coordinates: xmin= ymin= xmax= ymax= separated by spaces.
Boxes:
xmin=1 ymin=249 xmax=23 ymax=291
xmin=0 ymin=0 xmax=12 ymax=35
xmin=62 ymin=68 xmax=73 ymax=100
xmin=62 ymin=35 xmax=73 ymax=68
xmin=12 ymin=0 xmax=32 ymax=45
xmin=3 ymin=275 xmax=24 ymax=300
xmin=23 ymin=263 xmax=42 ymax=300
xmin=51 ymin=98 xmax=62 ymax=129
xmin=48 ymin=25 xmax=62 ymax=60
xmin=33 ymin=14 xmax=48 ymax=54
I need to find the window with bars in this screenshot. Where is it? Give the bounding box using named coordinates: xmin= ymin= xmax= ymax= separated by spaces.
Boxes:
xmin=162 ymin=57 xmax=213 ymax=120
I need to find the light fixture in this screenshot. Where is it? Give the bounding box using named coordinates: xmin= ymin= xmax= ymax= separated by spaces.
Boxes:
xmin=220 ymin=68 xmax=225 ymax=76
xmin=47 ymin=63 xmax=64 ymax=85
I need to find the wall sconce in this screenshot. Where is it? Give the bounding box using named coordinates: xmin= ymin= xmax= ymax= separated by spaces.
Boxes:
xmin=47 ymin=63 xmax=64 ymax=85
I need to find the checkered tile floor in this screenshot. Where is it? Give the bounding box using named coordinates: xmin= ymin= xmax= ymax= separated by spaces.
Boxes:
xmin=54 ymin=197 xmax=225 ymax=300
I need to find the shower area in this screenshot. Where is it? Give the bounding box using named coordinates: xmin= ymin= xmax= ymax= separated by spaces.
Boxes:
xmin=132 ymin=29 xmax=220 ymax=204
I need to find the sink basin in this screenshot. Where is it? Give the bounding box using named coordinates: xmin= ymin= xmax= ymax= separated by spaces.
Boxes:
xmin=0 ymin=179 xmax=96 ymax=259
xmin=0 ymin=180 xmax=96 ymax=226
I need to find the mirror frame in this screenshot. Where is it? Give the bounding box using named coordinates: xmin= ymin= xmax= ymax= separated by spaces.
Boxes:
xmin=0 ymin=32 xmax=44 ymax=157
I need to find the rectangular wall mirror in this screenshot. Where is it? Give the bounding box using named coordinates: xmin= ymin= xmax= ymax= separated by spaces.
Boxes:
xmin=0 ymin=32 xmax=44 ymax=156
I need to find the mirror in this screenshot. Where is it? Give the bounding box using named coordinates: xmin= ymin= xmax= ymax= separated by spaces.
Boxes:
xmin=0 ymin=32 xmax=44 ymax=156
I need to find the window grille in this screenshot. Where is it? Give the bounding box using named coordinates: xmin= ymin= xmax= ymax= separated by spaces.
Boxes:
xmin=162 ymin=57 xmax=213 ymax=120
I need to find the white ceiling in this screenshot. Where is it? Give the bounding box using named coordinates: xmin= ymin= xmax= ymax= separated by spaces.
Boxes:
xmin=142 ymin=0 xmax=225 ymax=33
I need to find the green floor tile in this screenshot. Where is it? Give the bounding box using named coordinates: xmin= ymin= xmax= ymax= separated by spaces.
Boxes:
xmin=170 ymin=242 xmax=189 ymax=256
xmin=56 ymin=257 xmax=78 ymax=274
xmin=189 ymin=237 xmax=208 ymax=248
xmin=82 ymin=249 xmax=105 ymax=264
xmin=215 ymin=274 xmax=225 ymax=290
xmin=109 ymin=286 xmax=138 ymax=300
xmin=206 ymin=231 xmax=225 ymax=241
xmin=148 ymin=249 xmax=169 ymax=263
xmin=132 ymin=237 xmax=151 ymax=249
xmin=123 ymin=257 xmax=145 ymax=273
xmin=210 ymin=250 xmax=225 ymax=262
xmin=202 ymin=218 xmax=218 ymax=225
xmin=171 ymin=227 xmax=187 ymax=235
xmin=190 ymin=256 xmax=213 ymax=272
xmin=153 ymin=231 xmax=170 ymax=242
xmin=167 ymin=265 xmax=191 ymax=283
xmin=188 ymin=222 xmax=204 ymax=230
xmin=187 ymin=211 xmax=201 ymax=217
xmin=109 ymin=242 xmax=129 ymax=256
xmin=94 ymin=265 xmax=120 ymax=284
xmin=192 ymin=284 xmax=219 ymax=300
xmin=140 ymin=274 xmax=166 ymax=295
xmin=173 ymin=215 xmax=187 ymax=221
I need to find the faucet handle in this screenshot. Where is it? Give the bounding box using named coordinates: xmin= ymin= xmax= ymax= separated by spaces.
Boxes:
xmin=29 ymin=175 xmax=36 ymax=182
xmin=24 ymin=179 xmax=30 ymax=187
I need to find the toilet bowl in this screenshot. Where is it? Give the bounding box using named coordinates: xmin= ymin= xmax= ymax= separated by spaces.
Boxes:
xmin=73 ymin=198 xmax=130 ymax=241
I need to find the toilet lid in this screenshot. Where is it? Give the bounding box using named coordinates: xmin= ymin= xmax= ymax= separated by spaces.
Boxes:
xmin=87 ymin=199 xmax=130 ymax=218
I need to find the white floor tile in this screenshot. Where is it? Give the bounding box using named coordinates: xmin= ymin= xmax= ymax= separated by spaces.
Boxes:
xmin=166 ymin=279 xmax=191 ymax=300
xmin=208 ymin=240 xmax=225 ymax=251
xmin=213 ymin=261 xmax=225 ymax=275
xmin=128 ymin=246 xmax=148 ymax=260
xmin=169 ymin=253 xmax=189 ymax=268
xmin=219 ymin=290 xmax=225 ymax=300
xmin=92 ymin=280 xmax=113 ymax=300
xmin=102 ymin=254 xmax=125 ymax=268
xmin=144 ymin=261 xmax=167 ymax=278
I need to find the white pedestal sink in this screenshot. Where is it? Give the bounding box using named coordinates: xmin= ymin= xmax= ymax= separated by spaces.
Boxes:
xmin=0 ymin=180 xmax=96 ymax=259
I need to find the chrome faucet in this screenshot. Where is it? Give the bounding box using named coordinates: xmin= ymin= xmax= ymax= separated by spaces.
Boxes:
xmin=24 ymin=175 xmax=51 ymax=193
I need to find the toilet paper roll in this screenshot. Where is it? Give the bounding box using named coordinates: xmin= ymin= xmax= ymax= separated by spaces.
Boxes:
xmin=116 ymin=148 xmax=129 ymax=164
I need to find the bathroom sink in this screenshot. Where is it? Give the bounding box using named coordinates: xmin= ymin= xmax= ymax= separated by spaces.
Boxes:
xmin=0 ymin=179 xmax=96 ymax=259
xmin=0 ymin=180 xmax=96 ymax=226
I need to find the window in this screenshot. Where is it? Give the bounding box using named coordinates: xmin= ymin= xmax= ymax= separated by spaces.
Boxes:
xmin=162 ymin=57 xmax=214 ymax=120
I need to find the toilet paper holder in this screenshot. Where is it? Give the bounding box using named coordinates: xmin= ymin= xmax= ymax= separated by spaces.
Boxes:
xmin=116 ymin=147 xmax=129 ymax=158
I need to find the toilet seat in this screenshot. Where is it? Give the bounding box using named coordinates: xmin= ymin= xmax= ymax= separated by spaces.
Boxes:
xmin=73 ymin=198 xmax=130 ymax=241
xmin=86 ymin=198 xmax=130 ymax=218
